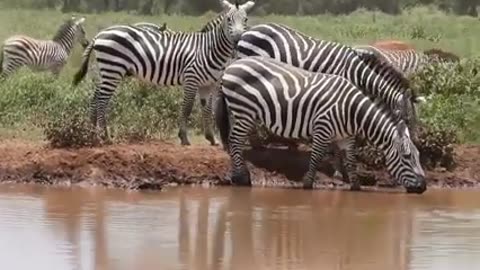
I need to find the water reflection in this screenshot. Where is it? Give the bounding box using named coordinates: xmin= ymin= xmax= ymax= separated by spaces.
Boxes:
xmin=0 ymin=185 xmax=479 ymax=270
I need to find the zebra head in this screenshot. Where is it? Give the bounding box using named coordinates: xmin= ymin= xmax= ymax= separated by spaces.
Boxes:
xmin=71 ymin=16 xmax=89 ymax=49
xmin=387 ymin=119 xmax=426 ymax=194
xmin=219 ymin=0 xmax=255 ymax=45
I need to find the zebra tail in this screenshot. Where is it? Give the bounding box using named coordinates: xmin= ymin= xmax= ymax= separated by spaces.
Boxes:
xmin=72 ymin=40 xmax=94 ymax=86
xmin=0 ymin=45 xmax=3 ymax=75
xmin=214 ymin=90 xmax=230 ymax=151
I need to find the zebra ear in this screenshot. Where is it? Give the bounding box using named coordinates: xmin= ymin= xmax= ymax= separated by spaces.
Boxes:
xmin=76 ymin=17 xmax=86 ymax=25
xmin=160 ymin=22 xmax=167 ymax=31
xmin=220 ymin=0 xmax=233 ymax=10
xmin=241 ymin=1 xmax=256 ymax=12
xmin=414 ymin=96 xmax=426 ymax=104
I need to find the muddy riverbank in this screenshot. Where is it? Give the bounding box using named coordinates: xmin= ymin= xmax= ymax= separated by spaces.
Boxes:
xmin=0 ymin=140 xmax=479 ymax=190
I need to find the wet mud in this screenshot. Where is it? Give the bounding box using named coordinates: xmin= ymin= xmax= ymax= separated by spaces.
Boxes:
xmin=0 ymin=140 xmax=478 ymax=191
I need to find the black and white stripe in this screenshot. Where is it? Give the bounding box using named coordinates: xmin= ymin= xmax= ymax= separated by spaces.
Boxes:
xmin=72 ymin=0 xmax=255 ymax=145
xmin=0 ymin=16 xmax=88 ymax=78
xmin=215 ymin=56 xmax=427 ymax=194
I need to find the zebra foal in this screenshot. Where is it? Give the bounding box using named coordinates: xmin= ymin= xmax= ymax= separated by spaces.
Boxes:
xmin=73 ymin=0 xmax=255 ymax=146
xmin=215 ymin=56 xmax=427 ymax=194
xmin=0 ymin=16 xmax=89 ymax=78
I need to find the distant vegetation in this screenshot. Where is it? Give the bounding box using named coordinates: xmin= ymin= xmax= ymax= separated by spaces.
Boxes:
xmin=0 ymin=7 xmax=478 ymax=164
xmin=0 ymin=0 xmax=478 ymax=17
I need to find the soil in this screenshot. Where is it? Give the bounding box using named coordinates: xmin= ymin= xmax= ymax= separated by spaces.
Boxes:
xmin=0 ymin=139 xmax=479 ymax=191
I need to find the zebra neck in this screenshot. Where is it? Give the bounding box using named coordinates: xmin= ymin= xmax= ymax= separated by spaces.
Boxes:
xmin=53 ymin=32 xmax=74 ymax=54
xmin=202 ymin=26 xmax=235 ymax=67
xmin=358 ymin=108 xmax=396 ymax=150
xmin=353 ymin=59 xmax=402 ymax=113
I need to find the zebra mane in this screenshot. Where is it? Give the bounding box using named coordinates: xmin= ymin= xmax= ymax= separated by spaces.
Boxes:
xmin=52 ymin=19 xmax=76 ymax=42
xmin=199 ymin=12 xmax=226 ymax=32
xmin=356 ymin=50 xmax=421 ymax=103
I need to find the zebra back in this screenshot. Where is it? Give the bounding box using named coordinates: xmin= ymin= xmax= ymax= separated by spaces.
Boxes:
xmin=237 ymin=23 xmax=425 ymax=133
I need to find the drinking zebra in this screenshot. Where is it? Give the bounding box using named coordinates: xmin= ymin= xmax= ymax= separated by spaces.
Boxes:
xmin=73 ymin=0 xmax=255 ymax=146
xmin=215 ymin=56 xmax=427 ymax=194
xmin=0 ymin=16 xmax=89 ymax=78
xmin=236 ymin=23 xmax=426 ymax=180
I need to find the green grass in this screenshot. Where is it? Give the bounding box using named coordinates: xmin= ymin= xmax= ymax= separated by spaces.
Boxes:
xmin=0 ymin=7 xmax=478 ymax=147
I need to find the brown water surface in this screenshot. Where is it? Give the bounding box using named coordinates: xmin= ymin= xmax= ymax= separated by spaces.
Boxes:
xmin=0 ymin=185 xmax=479 ymax=270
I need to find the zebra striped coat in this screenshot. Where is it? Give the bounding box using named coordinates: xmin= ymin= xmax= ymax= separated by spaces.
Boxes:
xmin=72 ymin=0 xmax=255 ymax=146
xmin=216 ymin=56 xmax=427 ymax=194
xmin=0 ymin=17 xmax=88 ymax=78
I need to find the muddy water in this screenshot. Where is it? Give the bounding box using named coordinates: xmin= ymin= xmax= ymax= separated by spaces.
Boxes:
xmin=0 ymin=186 xmax=480 ymax=270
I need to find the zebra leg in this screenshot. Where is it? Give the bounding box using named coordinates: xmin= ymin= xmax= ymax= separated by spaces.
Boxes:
xmin=92 ymin=77 xmax=121 ymax=144
xmin=228 ymin=119 xmax=255 ymax=186
xmin=50 ymin=64 xmax=63 ymax=78
xmin=198 ymin=85 xmax=217 ymax=146
xmin=0 ymin=58 xmax=23 ymax=79
xmin=178 ymin=80 xmax=199 ymax=146
xmin=303 ymin=127 xmax=331 ymax=189
xmin=344 ymin=144 xmax=361 ymax=191
xmin=335 ymin=138 xmax=360 ymax=190
xmin=330 ymin=143 xmax=347 ymax=180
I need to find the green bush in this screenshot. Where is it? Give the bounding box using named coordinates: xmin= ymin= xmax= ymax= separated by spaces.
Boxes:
xmin=0 ymin=71 xmax=203 ymax=147
xmin=412 ymin=58 xmax=480 ymax=142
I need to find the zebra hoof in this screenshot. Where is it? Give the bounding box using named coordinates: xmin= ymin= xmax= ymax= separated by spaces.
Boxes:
xmin=332 ymin=170 xmax=343 ymax=180
xmin=303 ymin=178 xmax=313 ymax=189
xmin=349 ymin=182 xmax=361 ymax=191
xmin=231 ymin=168 xmax=251 ymax=186
xmin=178 ymin=131 xmax=191 ymax=146
xmin=205 ymin=133 xmax=217 ymax=146
xmin=302 ymin=180 xmax=314 ymax=189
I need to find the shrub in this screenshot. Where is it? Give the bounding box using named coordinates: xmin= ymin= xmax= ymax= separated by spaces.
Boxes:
xmin=39 ymin=80 xmax=97 ymax=148
xmin=37 ymin=79 xmax=204 ymax=146
xmin=412 ymin=58 xmax=480 ymax=141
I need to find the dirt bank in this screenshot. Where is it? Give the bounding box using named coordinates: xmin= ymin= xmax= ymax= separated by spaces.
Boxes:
xmin=0 ymin=140 xmax=478 ymax=191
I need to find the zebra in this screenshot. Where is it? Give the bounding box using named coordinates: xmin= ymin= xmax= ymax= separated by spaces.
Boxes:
xmin=236 ymin=23 xmax=426 ymax=180
xmin=353 ymin=45 xmax=460 ymax=77
xmin=215 ymin=56 xmax=427 ymax=194
xmin=0 ymin=16 xmax=89 ymax=78
xmin=353 ymin=45 xmax=431 ymax=77
xmin=72 ymin=0 xmax=255 ymax=146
